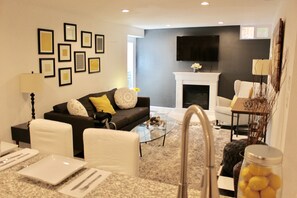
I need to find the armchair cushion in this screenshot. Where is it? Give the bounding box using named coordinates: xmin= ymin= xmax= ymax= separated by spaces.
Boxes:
xmin=237 ymin=81 xmax=253 ymax=98
xmin=216 ymin=96 xmax=232 ymax=107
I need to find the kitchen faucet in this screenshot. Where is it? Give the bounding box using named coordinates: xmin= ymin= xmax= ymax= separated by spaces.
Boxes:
xmin=177 ymin=105 xmax=219 ymax=198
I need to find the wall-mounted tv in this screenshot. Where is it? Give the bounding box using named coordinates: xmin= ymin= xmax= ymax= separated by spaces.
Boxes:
xmin=177 ymin=35 xmax=219 ymax=61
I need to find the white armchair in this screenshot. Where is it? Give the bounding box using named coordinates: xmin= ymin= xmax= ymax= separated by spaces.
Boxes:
xmin=215 ymin=80 xmax=262 ymax=126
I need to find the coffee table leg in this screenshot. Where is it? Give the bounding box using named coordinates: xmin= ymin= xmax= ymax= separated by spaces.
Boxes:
xmin=139 ymin=144 xmax=142 ymax=157
xmin=162 ymin=135 xmax=166 ymax=146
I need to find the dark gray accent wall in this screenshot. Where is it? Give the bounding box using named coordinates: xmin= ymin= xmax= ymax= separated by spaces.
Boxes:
xmin=136 ymin=26 xmax=270 ymax=107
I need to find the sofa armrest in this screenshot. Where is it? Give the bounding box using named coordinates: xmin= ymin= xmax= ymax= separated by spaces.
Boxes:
xmin=136 ymin=97 xmax=150 ymax=108
xmin=44 ymin=111 xmax=96 ymax=152
xmin=216 ymin=96 xmax=232 ymax=107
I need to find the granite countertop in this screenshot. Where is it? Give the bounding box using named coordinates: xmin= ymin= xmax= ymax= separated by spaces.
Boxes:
xmin=0 ymin=153 xmax=199 ymax=197
xmin=0 ymin=153 xmax=228 ymax=197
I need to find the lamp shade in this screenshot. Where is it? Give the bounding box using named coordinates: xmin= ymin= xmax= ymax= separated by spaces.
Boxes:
xmin=20 ymin=73 xmax=43 ymax=93
xmin=252 ymin=59 xmax=271 ymax=76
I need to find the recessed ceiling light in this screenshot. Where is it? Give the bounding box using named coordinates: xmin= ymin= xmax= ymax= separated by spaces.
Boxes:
xmin=218 ymin=21 xmax=224 ymax=25
xmin=122 ymin=9 xmax=130 ymax=13
xmin=201 ymin=2 xmax=209 ymax=6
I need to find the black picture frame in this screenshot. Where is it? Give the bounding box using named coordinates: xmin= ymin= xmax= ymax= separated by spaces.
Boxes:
xmin=64 ymin=23 xmax=77 ymax=42
xmin=88 ymin=57 xmax=100 ymax=73
xmin=58 ymin=43 xmax=71 ymax=62
xmin=58 ymin=67 xmax=72 ymax=86
xmin=74 ymin=51 xmax=86 ymax=73
xmin=39 ymin=58 xmax=55 ymax=78
xmin=81 ymin=31 xmax=92 ymax=48
xmin=95 ymin=34 xmax=105 ymax=53
xmin=37 ymin=28 xmax=54 ymax=54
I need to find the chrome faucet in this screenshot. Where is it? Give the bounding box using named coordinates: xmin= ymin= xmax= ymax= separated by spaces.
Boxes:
xmin=177 ymin=105 xmax=219 ymax=198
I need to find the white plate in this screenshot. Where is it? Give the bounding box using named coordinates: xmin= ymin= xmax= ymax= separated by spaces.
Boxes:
xmin=18 ymin=155 xmax=87 ymax=185
xmin=0 ymin=141 xmax=18 ymax=156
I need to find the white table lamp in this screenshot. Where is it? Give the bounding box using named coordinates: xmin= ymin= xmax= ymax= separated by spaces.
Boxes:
xmin=20 ymin=72 xmax=43 ymax=119
xmin=252 ymin=59 xmax=271 ymax=97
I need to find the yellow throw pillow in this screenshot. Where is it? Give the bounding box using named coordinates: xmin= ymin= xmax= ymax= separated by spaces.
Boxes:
xmin=230 ymin=95 xmax=238 ymax=108
xmin=249 ymin=88 xmax=254 ymax=98
xmin=89 ymin=94 xmax=116 ymax=115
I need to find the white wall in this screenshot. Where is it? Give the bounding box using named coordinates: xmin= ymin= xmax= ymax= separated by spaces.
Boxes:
xmin=269 ymin=0 xmax=297 ymax=196
xmin=0 ymin=0 xmax=144 ymax=142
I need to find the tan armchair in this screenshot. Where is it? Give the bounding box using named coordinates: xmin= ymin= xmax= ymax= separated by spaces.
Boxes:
xmin=215 ymin=80 xmax=262 ymax=126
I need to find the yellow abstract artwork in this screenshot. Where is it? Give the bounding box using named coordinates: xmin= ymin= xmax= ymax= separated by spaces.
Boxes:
xmin=44 ymin=63 xmax=51 ymax=72
xmin=63 ymin=73 xmax=69 ymax=81
xmin=41 ymin=32 xmax=52 ymax=52
xmin=90 ymin=59 xmax=99 ymax=72
xmin=62 ymin=49 xmax=68 ymax=56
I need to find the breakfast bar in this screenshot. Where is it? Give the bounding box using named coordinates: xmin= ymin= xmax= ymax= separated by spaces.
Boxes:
xmin=0 ymin=152 xmax=204 ymax=198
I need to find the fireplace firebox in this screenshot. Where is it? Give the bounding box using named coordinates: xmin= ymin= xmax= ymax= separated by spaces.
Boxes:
xmin=183 ymin=85 xmax=209 ymax=109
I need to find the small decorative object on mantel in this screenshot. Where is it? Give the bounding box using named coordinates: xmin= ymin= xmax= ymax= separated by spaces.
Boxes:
xmin=191 ymin=63 xmax=202 ymax=72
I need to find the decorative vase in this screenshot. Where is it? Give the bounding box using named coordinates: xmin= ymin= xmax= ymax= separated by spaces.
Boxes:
xmin=193 ymin=68 xmax=199 ymax=73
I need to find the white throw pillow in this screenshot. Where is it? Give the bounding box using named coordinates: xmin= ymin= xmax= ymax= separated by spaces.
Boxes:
xmin=114 ymin=88 xmax=137 ymax=109
xmin=67 ymin=99 xmax=88 ymax=117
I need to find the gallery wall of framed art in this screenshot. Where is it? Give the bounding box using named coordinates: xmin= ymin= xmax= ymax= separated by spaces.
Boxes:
xmin=37 ymin=22 xmax=105 ymax=87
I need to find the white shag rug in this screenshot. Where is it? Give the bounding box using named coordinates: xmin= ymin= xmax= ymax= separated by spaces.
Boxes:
xmin=139 ymin=123 xmax=229 ymax=190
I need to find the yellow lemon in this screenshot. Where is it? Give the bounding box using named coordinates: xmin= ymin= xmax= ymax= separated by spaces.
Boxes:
xmin=260 ymin=186 xmax=276 ymax=198
xmin=248 ymin=164 xmax=272 ymax=176
xmin=240 ymin=167 xmax=252 ymax=181
xmin=268 ymin=173 xmax=282 ymax=190
xmin=244 ymin=186 xmax=260 ymax=198
xmin=248 ymin=176 xmax=269 ymax=191
xmin=238 ymin=180 xmax=247 ymax=192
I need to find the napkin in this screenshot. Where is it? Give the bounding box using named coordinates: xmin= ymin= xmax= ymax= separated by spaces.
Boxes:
xmin=0 ymin=148 xmax=39 ymax=171
xmin=59 ymin=168 xmax=111 ymax=198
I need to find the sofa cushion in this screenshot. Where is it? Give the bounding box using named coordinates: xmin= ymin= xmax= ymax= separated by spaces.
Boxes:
xmin=89 ymin=88 xmax=118 ymax=110
xmin=78 ymin=94 xmax=95 ymax=117
xmin=53 ymin=102 xmax=69 ymax=114
xmin=110 ymin=107 xmax=148 ymax=129
xmin=89 ymin=94 xmax=116 ymax=115
xmin=114 ymin=88 xmax=137 ymax=109
xmin=67 ymin=99 xmax=88 ymax=117
xmin=78 ymin=88 xmax=118 ymax=117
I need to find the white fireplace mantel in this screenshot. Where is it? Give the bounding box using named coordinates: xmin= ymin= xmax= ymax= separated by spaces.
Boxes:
xmin=173 ymin=72 xmax=221 ymax=112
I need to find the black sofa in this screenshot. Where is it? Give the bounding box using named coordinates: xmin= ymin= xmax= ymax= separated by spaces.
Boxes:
xmin=44 ymin=88 xmax=150 ymax=154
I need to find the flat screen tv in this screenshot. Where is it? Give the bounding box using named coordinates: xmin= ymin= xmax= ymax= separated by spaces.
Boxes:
xmin=177 ymin=35 xmax=219 ymax=61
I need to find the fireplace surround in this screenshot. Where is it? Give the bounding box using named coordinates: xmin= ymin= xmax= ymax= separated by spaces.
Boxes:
xmin=173 ymin=72 xmax=220 ymax=112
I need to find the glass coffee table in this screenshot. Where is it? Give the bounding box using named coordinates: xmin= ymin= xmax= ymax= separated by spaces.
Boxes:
xmin=131 ymin=113 xmax=176 ymax=157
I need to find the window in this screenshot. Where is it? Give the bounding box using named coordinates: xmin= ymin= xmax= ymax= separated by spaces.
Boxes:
xmin=240 ymin=25 xmax=271 ymax=40
xmin=127 ymin=37 xmax=136 ymax=88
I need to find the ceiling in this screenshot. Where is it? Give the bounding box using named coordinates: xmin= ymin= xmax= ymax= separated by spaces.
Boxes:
xmin=33 ymin=0 xmax=280 ymax=29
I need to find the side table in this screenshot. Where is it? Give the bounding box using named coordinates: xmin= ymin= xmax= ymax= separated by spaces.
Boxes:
xmin=231 ymin=98 xmax=269 ymax=142
xmin=11 ymin=123 xmax=30 ymax=145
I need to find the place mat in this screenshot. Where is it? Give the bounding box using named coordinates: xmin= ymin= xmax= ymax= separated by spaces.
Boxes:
xmin=59 ymin=168 xmax=111 ymax=198
xmin=0 ymin=141 xmax=18 ymax=156
xmin=0 ymin=148 xmax=39 ymax=171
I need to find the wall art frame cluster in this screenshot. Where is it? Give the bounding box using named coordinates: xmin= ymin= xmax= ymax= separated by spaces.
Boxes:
xmin=37 ymin=22 xmax=105 ymax=87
